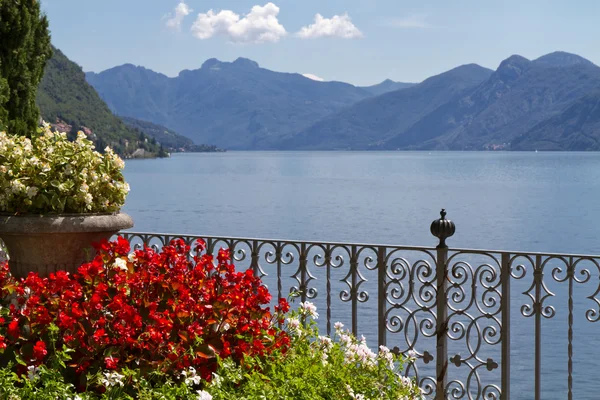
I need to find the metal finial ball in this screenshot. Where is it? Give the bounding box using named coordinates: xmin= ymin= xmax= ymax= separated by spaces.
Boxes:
xmin=430 ymin=209 xmax=455 ymax=249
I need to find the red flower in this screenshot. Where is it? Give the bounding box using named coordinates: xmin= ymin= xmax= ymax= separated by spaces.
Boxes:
xmin=33 ymin=340 xmax=47 ymax=360
xmin=7 ymin=319 xmax=19 ymax=338
xmin=0 ymin=237 xmax=290 ymax=385
xmin=104 ymin=356 xmax=119 ymax=370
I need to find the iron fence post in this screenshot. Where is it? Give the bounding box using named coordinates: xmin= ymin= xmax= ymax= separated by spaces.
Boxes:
xmin=378 ymin=246 xmax=387 ymax=348
xmin=501 ymin=253 xmax=511 ymax=400
xmin=431 ymin=209 xmax=455 ymax=400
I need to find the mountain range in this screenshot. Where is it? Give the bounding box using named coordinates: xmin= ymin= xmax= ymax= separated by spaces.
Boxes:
xmin=85 ymin=51 xmax=600 ymax=151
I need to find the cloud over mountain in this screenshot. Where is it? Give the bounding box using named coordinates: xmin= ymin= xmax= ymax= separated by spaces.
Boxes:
xmin=297 ymin=13 xmax=363 ymax=39
xmin=191 ymin=2 xmax=286 ymax=44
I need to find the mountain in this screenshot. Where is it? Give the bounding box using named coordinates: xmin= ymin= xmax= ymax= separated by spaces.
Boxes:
xmin=512 ymin=91 xmax=600 ymax=150
xmin=86 ymin=58 xmax=373 ymax=150
xmin=382 ymin=52 xmax=600 ymax=150
xmin=282 ymin=64 xmax=494 ymax=149
xmin=36 ymin=47 xmax=162 ymax=157
xmin=533 ymin=51 xmax=595 ymax=68
xmin=361 ymin=79 xmax=416 ymax=96
xmin=120 ymin=116 xmax=224 ymax=152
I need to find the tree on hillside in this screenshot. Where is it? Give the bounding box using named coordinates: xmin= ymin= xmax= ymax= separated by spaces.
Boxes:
xmin=0 ymin=0 xmax=52 ymax=135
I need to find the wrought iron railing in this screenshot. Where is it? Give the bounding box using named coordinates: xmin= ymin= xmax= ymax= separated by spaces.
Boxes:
xmin=120 ymin=211 xmax=600 ymax=400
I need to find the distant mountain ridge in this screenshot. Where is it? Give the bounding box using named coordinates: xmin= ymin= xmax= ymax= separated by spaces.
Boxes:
xmin=284 ymin=63 xmax=494 ymax=150
xmin=86 ymin=51 xmax=600 ymax=151
xmin=361 ymin=79 xmax=416 ymax=96
xmin=381 ymin=52 xmax=600 ymax=150
xmin=86 ymin=58 xmax=374 ymax=149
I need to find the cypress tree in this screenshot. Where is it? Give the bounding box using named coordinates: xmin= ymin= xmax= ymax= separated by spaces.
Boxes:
xmin=0 ymin=0 xmax=53 ymax=136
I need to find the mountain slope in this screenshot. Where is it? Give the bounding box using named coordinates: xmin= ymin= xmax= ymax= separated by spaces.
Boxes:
xmin=120 ymin=116 xmax=224 ymax=152
xmin=36 ymin=47 xmax=161 ymax=157
xmin=281 ymin=64 xmax=494 ymax=149
xmin=361 ymin=79 xmax=416 ymax=96
xmin=383 ymin=52 xmax=600 ymax=150
xmin=512 ymin=91 xmax=600 ymax=150
xmin=86 ymin=58 xmax=373 ymax=150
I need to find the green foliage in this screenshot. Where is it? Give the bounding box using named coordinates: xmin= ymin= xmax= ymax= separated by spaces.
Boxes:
xmin=0 ymin=0 xmax=53 ymax=136
xmin=0 ymin=364 xmax=210 ymax=400
xmin=207 ymin=307 xmax=423 ymax=400
xmin=36 ymin=47 xmax=162 ymax=158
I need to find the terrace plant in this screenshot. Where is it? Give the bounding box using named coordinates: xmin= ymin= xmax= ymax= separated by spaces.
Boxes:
xmin=0 ymin=123 xmax=133 ymax=278
xmin=0 ymin=237 xmax=422 ymax=399
xmin=0 ymin=237 xmax=290 ymax=396
xmin=0 ymin=123 xmax=129 ymax=215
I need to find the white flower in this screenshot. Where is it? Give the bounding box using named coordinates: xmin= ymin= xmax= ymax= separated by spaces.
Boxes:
xmin=10 ymin=180 xmax=25 ymax=194
xmin=127 ymin=253 xmax=137 ymax=263
xmin=299 ymin=301 xmax=319 ymax=319
xmin=286 ymin=317 xmax=301 ymax=334
xmin=318 ymin=335 xmax=333 ymax=350
xmin=211 ymin=373 xmax=223 ymax=388
xmin=321 ymin=351 xmax=329 ymax=365
xmin=27 ymin=365 xmax=40 ymax=380
xmin=196 ymin=390 xmax=212 ymax=400
xmin=379 ymin=345 xmax=394 ymax=370
xmin=334 ymin=321 xmax=344 ymax=331
xmin=100 ymin=371 xmax=125 ymax=387
xmin=407 ymin=349 xmax=418 ymax=360
xmin=113 ymin=257 xmax=128 ymax=271
xmin=181 ymin=366 xmax=202 ymax=386
xmin=84 ymin=193 xmax=93 ymax=206
xmin=26 ymin=186 xmax=38 ymax=199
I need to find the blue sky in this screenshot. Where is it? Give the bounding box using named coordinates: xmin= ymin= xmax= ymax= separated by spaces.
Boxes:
xmin=42 ymin=0 xmax=599 ymax=85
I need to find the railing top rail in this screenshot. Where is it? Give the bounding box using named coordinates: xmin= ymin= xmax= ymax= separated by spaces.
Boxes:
xmin=122 ymin=231 xmax=600 ymax=260
xmin=122 ymin=231 xmax=437 ymax=252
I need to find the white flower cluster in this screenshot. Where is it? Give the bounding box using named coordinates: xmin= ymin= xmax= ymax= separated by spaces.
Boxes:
xmin=0 ymin=124 xmax=129 ymax=214
xmin=27 ymin=365 xmax=40 ymax=380
xmin=196 ymin=390 xmax=213 ymax=400
xmin=299 ymin=301 xmax=319 ymax=319
xmin=346 ymin=384 xmax=366 ymax=400
xmin=100 ymin=371 xmax=125 ymax=387
xmin=286 ymin=317 xmax=302 ymax=335
xmin=181 ymin=366 xmax=203 ymax=386
xmin=112 ymin=257 xmax=129 ymax=272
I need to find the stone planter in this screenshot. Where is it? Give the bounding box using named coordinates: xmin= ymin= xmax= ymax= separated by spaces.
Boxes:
xmin=0 ymin=213 xmax=133 ymax=278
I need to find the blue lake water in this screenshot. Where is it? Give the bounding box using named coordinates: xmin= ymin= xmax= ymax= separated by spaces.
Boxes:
xmin=123 ymin=151 xmax=600 ymax=399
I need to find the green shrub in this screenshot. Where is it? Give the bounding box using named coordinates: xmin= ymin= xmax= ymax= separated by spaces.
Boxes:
xmin=206 ymin=302 xmax=424 ymax=400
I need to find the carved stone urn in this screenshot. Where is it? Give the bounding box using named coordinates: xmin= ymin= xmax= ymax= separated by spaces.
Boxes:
xmin=0 ymin=213 xmax=133 ymax=278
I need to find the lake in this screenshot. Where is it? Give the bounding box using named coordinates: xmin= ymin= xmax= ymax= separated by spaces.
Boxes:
xmin=123 ymin=151 xmax=600 ymax=399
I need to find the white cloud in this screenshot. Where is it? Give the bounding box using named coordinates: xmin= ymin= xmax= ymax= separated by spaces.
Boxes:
xmin=191 ymin=3 xmax=287 ymax=44
xmin=297 ymin=13 xmax=363 ymax=39
xmin=388 ymin=15 xmax=431 ymax=29
xmin=165 ymin=2 xmax=193 ymax=32
xmin=302 ymin=73 xmax=325 ymax=82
